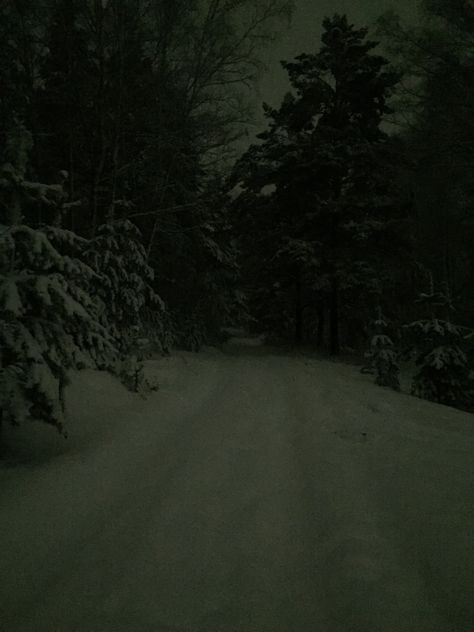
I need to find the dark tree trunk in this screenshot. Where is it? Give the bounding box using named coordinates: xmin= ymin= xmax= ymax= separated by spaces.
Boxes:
xmin=329 ymin=276 xmax=340 ymax=355
xmin=317 ymin=303 xmax=325 ymax=349
xmin=0 ymin=410 xmax=5 ymax=459
xmin=329 ymin=184 xmax=341 ymax=355
xmin=295 ymin=275 xmax=303 ymax=345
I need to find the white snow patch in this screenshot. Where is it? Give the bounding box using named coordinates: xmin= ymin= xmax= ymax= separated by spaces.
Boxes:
xmin=259 ymin=183 xmax=276 ymax=197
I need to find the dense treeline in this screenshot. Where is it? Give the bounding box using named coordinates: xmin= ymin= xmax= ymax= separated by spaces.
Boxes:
xmin=0 ymin=0 xmax=291 ymax=432
xmin=230 ymin=8 xmax=474 ymax=409
xmin=1 ymin=1 xmax=473 ymax=438
xmin=377 ymin=0 xmax=474 ymax=326
xmin=231 ymin=14 xmax=408 ymax=354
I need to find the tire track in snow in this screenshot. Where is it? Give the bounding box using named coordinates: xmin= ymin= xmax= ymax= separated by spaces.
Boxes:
xmin=285 ymin=356 xmax=445 ymax=631
xmin=0 ymin=354 xmax=229 ymax=631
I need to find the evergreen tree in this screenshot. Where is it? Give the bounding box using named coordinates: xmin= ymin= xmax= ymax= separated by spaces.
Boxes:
xmin=404 ymin=284 xmax=474 ymax=409
xmin=232 ymin=14 xmax=402 ymax=353
xmin=86 ymin=217 xmax=163 ymax=348
xmin=158 ymin=181 xmax=244 ymax=351
xmin=85 ymin=215 xmax=170 ymax=387
xmin=0 ymin=124 xmax=115 ymax=433
xmin=377 ymin=3 xmax=474 ymax=332
xmin=32 ymin=0 xmax=271 ymax=345
xmin=362 ymin=307 xmax=400 ymax=391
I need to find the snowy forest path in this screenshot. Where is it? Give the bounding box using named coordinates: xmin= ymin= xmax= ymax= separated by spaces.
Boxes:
xmin=1 ymin=342 xmax=473 ymax=631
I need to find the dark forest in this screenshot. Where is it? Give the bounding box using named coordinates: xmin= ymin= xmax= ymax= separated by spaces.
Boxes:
xmin=1 ymin=2 xmax=473 ymax=630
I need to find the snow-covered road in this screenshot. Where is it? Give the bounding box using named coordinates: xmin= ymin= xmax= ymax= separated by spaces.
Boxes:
xmin=1 ymin=342 xmax=473 ymax=631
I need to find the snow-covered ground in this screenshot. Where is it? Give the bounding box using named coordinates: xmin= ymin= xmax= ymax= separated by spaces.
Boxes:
xmin=1 ymin=341 xmax=473 ymax=631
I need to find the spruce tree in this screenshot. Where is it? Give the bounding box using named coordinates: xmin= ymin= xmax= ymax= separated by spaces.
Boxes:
xmin=85 ymin=215 xmax=167 ymax=391
xmin=363 ymin=307 xmax=400 ymax=391
xmin=404 ymin=284 xmax=473 ymax=409
xmin=0 ymin=124 xmax=115 ymax=433
xmin=86 ymin=217 xmax=163 ymax=347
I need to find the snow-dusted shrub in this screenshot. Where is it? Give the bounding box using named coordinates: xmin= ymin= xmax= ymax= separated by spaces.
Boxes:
xmin=118 ymin=354 xmax=145 ymax=393
xmin=362 ymin=309 xmax=400 ymax=390
xmin=117 ymin=353 xmax=159 ymax=395
xmin=115 ymin=324 xmax=160 ymax=394
xmin=172 ymin=313 xmax=206 ymax=352
xmin=141 ymin=306 xmax=175 ymax=357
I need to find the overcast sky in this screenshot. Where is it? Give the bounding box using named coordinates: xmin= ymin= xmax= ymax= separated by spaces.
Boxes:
xmin=250 ymin=0 xmax=419 ymax=133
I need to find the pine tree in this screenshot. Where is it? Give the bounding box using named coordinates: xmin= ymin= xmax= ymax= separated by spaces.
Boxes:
xmin=232 ymin=14 xmax=402 ymax=352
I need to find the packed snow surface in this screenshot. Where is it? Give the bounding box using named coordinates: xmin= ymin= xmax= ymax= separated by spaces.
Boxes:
xmin=1 ymin=340 xmax=473 ymax=631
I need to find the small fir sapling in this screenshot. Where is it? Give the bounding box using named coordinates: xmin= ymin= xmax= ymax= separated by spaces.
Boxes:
xmin=362 ymin=306 xmax=400 ymax=390
xmin=85 ymin=214 xmax=164 ymax=391
xmin=404 ymin=279 xmax=474 ymax=409
xmin=86 ymin=217 xmax=162 ymax=343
